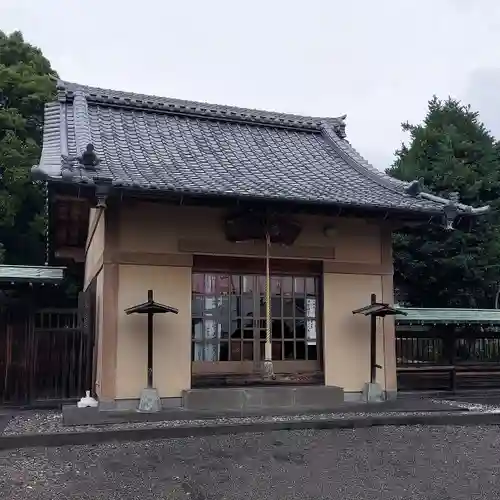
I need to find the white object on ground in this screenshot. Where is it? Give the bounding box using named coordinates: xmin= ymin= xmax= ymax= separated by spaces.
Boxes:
xmin=77 ymin=390 xmax=98 ymax=408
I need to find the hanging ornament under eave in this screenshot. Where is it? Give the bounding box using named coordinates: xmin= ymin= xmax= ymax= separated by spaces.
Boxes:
xmin=443 ymin=201 xmax=459 ymax=231
xmin=224 ymin=209 xmax=302 ymax=246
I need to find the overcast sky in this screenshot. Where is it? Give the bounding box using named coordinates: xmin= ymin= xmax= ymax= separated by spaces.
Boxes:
xmin=2 ymin=0 xmax=500 ymax=170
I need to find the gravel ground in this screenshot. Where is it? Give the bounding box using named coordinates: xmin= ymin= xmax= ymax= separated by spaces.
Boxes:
xmin=430 ymin=398 xmax=500 ymax=413
xmin=3 ymin=395 xmax=499 ymax=436
xmin=2 ymin=409 xmax=466 ymax=436
xmin=2 ymin=425 xmax=500 ymax=499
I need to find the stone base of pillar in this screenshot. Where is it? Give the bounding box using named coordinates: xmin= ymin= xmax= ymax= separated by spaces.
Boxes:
xmin=362 ymin=382 xmax=384 ymax=403
xmin=137 ymin=387 xmax=161 ymax=412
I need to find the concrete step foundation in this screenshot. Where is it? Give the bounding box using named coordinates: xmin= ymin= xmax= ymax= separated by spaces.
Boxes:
xmin=181 ymin=385 xmax=345 ymax=412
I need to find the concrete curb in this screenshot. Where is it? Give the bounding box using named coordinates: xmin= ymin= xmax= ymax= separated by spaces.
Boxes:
xmin=61 ymin=401 xmax=468 ymax=426
xmin=0 ymin=413 xmax=11 ymax=435
xmin=1 ymin=411 xmax=500 ymax=451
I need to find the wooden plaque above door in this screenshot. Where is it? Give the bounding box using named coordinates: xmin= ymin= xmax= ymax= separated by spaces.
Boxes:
xmin=192 ymin=255 xmax=322 ymax=276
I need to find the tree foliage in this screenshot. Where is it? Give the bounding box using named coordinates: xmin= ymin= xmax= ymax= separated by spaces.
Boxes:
xmin=388 ymin=97 xmax=500 ymax=308
xmin=0 ymin=31 xmax=57 ymax=264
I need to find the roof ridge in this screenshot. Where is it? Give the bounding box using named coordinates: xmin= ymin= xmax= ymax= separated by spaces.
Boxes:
xmin=56 ymin=80 xmax=347 ymax=133
xmin=320 ymin=122 xmax=411 ymax=198
xmin=32 ymin=81 xmax=488 ymax=222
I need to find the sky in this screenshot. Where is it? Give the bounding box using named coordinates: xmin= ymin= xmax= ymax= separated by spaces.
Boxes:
xmin=2 ymin=0 xmax=500 ymax=170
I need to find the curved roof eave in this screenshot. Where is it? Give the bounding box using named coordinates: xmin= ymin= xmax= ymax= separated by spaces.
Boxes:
xmin=31 ymin=81 xmax=490 ymax=220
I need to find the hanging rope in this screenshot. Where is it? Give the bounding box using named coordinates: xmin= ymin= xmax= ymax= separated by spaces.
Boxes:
xmin=262 ymin=230 xmax=275 ymax=379
xmin=265 ymin=231 xmax=271 ymax=352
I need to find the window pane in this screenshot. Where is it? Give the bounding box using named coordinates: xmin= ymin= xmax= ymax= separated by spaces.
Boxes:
xmin=230 ymin=275 xmax=241 ymax=294
xmin=294 ymin=278 xmax=305 ymax=294
xmin=242 ymin=276 xmax=254 ymax=293
xmin=307 ymin=343 xmax=318 ymax=360
xmin=191 ymin=273 xmax=321 ymax=364
xmin=283 ymin=319 xmax=294 ymax=339
xmin=231 ymin=341 xmax=242 ymax=361
xmin=306 ymin=297 xmax=316 ymax=319
xmin=294 ymin=298 xmax=305 ymax=318
xmin=192 ymin=319 xmax=203 ymax=340
xmin=271 ymin=320 xmax=284 ymax=340
xmin=295 ymin=341 xmax=307 ymax=360
xmin=216 ymin=275 xmax=231 ymax=295
xmin=219 ymin=318 xmax=230 ymax=341
xmin=272 ymin=341 xmax=282 ymax=360
xmin=295 ymin=320 xmax=306 ymax=339
xmin=258 ymin=341 xmax=283 ymax=360
xmin=192 ymin=295 xmax=204 ymax=317
xmin=239 ymin=295 xmax=254 ymax=319
xmin=271 ymin=277 xmax=282 ymax=295
xmin=204 ymin=343 xmax=219 ymax=361
xmin=282 ymin=277 xmax=293 ymax=296
xmin=228 ymin=320 xmax=242 ymax=339
xmin=283 ymin=341 xmax=295 ymax=359
xmin=219 ymin=341 xmax=229 ymax=361
xmin=191 ymin=341 xmax=200 ymax=361
xmin=201 ymin=296 xmax=218 ymax=315
xmin=242 ymin=328 xmax=253 ymax=339
xmin=202 ymin=275 xmax=217 ymax=294
xmin=307 ymin=319 xmax=317 ymax=341
xmin=242 ymin=341 xmax=254 ymax=360
xmin=271 ymin=297 xmax=282 ymax=317
xmin=204 ymin=319 xmax=217 ymax=340
xmin=306 ymin=277 xmax=315 ymax=295
xmin=192 ymin=341 xmax=215 ymax=361
xmin=192 ymin=274 xmax=205 ymax=293
xmin=283 ymin=298 xmax=294 ymax=318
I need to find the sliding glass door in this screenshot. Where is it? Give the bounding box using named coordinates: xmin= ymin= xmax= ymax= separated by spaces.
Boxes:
xmin=191 ymin=272 xmax=321 ymax=376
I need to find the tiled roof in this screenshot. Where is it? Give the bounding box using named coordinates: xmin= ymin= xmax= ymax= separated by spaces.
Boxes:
xmin=0 ymin=265 xmax=64 ymax=283
xmin=32 ymin=81 xmax=488 ymax=216
xmin=396 ymin=307 xmax=500 ymax=325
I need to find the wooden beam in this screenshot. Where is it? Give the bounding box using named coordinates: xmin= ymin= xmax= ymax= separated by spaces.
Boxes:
xmin=53 ymin=194 xmax=90 ymax=204
xmin=54 ymin=247 xmax=85 ymax=263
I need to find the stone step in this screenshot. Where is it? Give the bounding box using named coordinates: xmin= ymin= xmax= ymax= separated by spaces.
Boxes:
xmin=181 ymin=385 xmax=344 ymax=411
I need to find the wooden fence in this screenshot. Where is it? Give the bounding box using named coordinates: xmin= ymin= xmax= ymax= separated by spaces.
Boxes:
xmin=396 ymin=325 xmax=500 ymax=392
xmin=0 ymin=304 xmax=94 ymax=407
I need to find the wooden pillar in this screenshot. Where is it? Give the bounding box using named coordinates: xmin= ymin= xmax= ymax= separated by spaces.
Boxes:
xmin=370 ymin=293 xmax=377 ymax=384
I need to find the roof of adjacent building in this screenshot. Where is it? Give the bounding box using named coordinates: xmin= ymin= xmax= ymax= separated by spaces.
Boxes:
xmin=0 ymin=265 xmax=65 ymax=284
xmin=32 ymin=81 xmax=489 ymax=216
xmin=396 ymin=307 xmax=500 ymax=325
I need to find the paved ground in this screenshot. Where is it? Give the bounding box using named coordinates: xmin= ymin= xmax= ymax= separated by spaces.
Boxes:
xmin=2 ymin=425 xmax=500 ymax=499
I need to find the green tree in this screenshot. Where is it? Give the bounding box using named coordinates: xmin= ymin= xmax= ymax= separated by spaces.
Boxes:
xmin=0 ymin=30 xmax=57 ymax=264
xmin=388 ymin=97 xmax=500 ymax=308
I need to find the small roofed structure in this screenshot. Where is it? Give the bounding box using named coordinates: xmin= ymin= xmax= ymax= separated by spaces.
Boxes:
xmin=0 ymin=264 xmax=66 ymax=310
xmin=395 ymin=307 xmax=500 ymax=326
xmin=353 ymin=294 xmax=406 ymax=400
xmin=353 ymin=301 xmax=406 ymax=318
xmin=125 ymin=290 xmax=178 ymax=412
xmin=0 ymin=265 xmax=64 ymax=286
xmin=125 ymin=290 xmax=179 ymax=316
xmin=394 ymin=307 xmax=500 ymax=392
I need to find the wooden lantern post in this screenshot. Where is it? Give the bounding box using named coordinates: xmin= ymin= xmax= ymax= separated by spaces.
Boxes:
xmin=125 ymin=289 xmax=179 ymax=412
